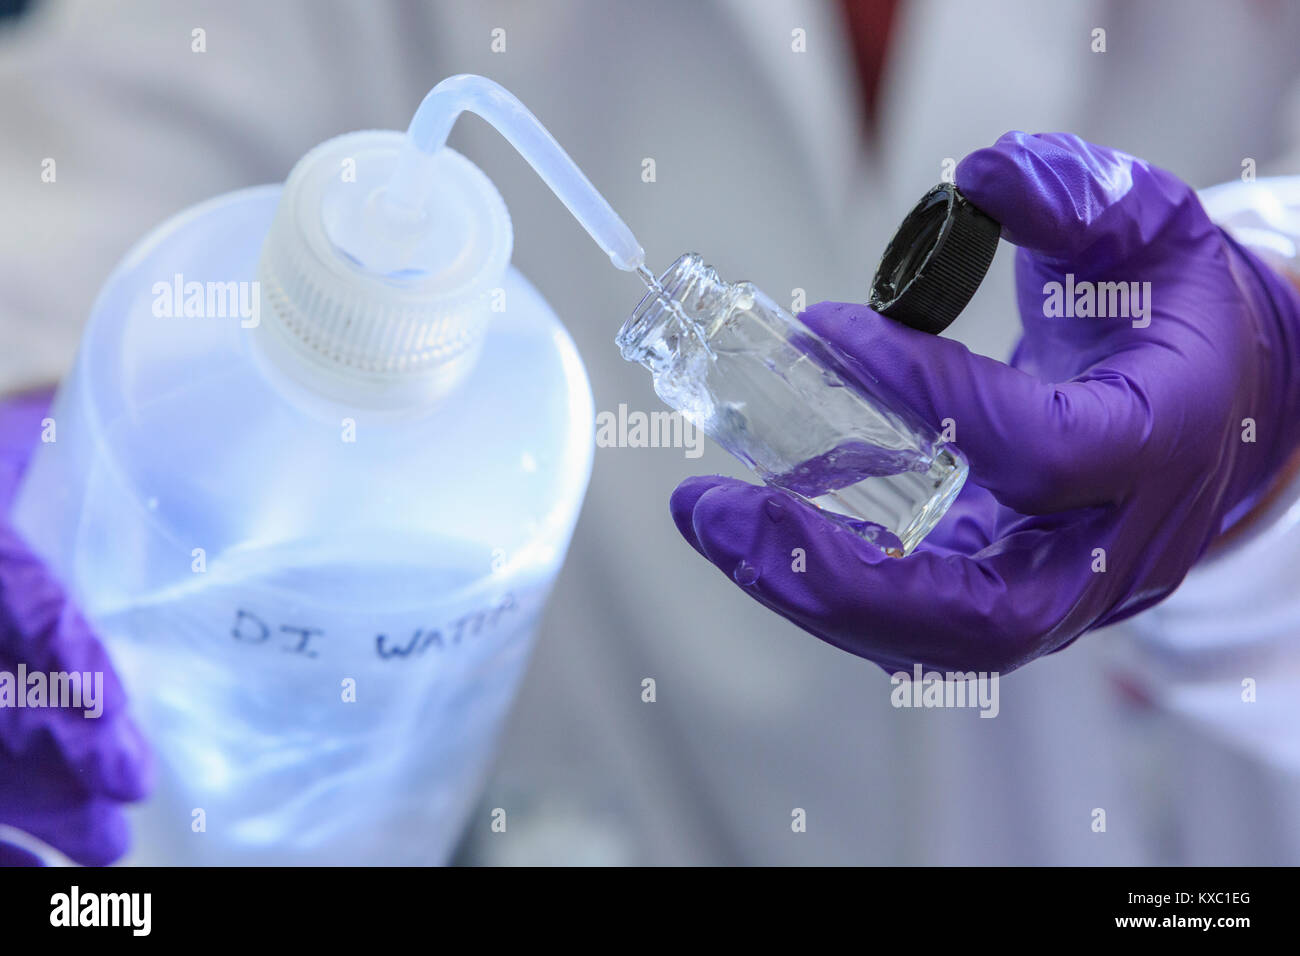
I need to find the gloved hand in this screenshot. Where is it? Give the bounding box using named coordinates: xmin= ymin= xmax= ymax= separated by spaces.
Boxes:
xmin=671 ymin=131 xmax=1300 ymax=673
xmin=0 ymin=389 xmax=150 ymax=865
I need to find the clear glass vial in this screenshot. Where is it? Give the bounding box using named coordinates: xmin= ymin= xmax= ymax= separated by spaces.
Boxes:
xmin=617 ymin=253 xmax=968 ymax=555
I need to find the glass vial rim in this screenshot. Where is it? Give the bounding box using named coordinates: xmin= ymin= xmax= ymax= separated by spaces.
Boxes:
xmin=615 ymin=252 xmax=709 ymax=363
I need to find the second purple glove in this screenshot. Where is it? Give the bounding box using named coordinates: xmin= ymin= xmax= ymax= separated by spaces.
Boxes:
xmin=0 ymin=390 xmax=150 ymax=865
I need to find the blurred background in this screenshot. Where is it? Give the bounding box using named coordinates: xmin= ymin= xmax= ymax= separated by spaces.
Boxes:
xmin=3 ymin=0 xmax=1300 ymax=864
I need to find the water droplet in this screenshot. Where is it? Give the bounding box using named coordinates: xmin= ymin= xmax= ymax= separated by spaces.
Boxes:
xmin=821 ymin=369 xmax=843 ymax=387
xmin=764 ymin=497 xmax=786 ymax=522
xmin=733 ymin=560 xmax=759 ymax=586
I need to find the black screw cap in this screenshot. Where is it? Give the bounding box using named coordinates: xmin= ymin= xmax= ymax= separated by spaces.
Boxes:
xmin=869 ymin=183 xmax=1001 ymax=335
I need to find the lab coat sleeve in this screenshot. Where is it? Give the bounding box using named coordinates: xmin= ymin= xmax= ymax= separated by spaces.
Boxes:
xmin=0 ymin=0 xmax=431 ymax=392
xmin=1101 ymin=175 xmax=1300 ymax=862
xmin=1199 ymin=175 xmax=1300 ymax=286
xmin=1121 ymin=175 xmax=1300 ymax=666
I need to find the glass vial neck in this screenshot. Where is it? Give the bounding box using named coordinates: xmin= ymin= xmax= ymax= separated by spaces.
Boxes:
xmin=616 ymin=253 xmax=735 ymax=369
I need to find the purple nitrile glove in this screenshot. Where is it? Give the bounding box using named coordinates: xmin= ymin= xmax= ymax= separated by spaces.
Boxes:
xmin=671 ymin=131 xmax=1300 ymax=674
xmin=0 ymin=389 xmax=150 ymax=865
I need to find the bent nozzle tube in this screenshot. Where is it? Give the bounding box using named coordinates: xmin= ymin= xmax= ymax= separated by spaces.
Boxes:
xmin=386 ymin=74 xmax=644 ymax=271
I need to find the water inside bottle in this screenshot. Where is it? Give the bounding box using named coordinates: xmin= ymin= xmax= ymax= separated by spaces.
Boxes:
xmin=95 ymin=534 xmax=546 ymax=865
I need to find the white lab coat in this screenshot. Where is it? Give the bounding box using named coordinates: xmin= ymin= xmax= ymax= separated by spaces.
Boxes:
xmin=3 ymin=0 xmax=1299 ymax=864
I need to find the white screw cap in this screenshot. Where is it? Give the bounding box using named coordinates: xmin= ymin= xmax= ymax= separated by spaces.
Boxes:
xmin=255 ymin=130 xmax=512 ymax=408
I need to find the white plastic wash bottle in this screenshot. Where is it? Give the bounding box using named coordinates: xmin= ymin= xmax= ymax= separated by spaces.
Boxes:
xmin=12 ymin=75 xmax=643 ymax=865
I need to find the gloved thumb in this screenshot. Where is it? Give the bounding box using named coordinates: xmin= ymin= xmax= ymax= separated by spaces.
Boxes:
xmin=798 ymin=301 xmax=1149 ymax=514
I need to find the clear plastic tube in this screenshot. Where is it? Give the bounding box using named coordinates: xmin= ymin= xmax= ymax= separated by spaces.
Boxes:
xmin=385 ymin=74 xmax=644 ymax=271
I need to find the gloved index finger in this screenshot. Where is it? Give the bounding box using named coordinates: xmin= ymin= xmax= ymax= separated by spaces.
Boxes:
xmin=798 ymin=302 xmax=1152 ymax=515
xmin=955 ymin=131 xmax=1213 ymax=270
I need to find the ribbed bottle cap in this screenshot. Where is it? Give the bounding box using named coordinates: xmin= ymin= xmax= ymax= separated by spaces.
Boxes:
xmin=256 ymin=130 xmax=512 ymax=408
xmin=869 ymin=183 xmax=1000 ymax=335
